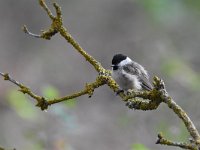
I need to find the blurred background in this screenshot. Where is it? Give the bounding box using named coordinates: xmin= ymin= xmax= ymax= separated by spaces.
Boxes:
xmin=0 ymin=0 xmax=200 ymax=150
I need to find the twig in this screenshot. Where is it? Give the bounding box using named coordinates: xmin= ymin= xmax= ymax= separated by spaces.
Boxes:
xmin=0 ymin=72 xmax=47 ymax=110
xmin=48 ymin=77 xmax=106 ymax=105
xmin=0 ymin=72 xmax=21 ymax=87
xmin=0 ymin=72 xmax=107 ymax=110
xmin=39 ymin=0 xmax=55 ymax=20
xmin=23 ymin=1 xmax=103 ymax=73
xmin=22 ymin=25 xmax=41 ymax=38
xmin=156 ymin=133 xmax=197 ymax=150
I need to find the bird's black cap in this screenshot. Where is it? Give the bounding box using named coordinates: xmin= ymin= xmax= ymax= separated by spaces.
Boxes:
xmin=112 ymin=54 xmax=127 ymax=65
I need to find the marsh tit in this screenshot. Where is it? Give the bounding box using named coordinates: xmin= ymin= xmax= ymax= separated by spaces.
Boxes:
xmin=111 ymin=54 xmax=152 ymax=92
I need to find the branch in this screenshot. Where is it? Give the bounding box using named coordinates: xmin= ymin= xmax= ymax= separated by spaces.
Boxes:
xmin=0 ymin=72 xmax=107 ymax=110
xmin=0 ymin=72 xmax=48 ymax=110
xmin=163 ymin=96 xmax=200 ymax=145
xmin=23 ymin=0 xmax=103 ymax=73
xmin=48 ymin=76 xmax=106 ymax=105
xmin=156 ymin=133 xmax=197 ymax=150
xmin=0 ymin=0 xmax=199 ymax=149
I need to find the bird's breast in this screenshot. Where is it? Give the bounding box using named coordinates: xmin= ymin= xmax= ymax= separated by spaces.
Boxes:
xmin=112 ymin=70 xmax=141 ymax=90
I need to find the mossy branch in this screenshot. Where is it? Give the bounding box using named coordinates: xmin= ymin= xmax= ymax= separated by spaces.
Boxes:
xmin=156 ymin=133 xmax=198 ymax=150
xmin=0 ymin=0 xmax=200 ymax=149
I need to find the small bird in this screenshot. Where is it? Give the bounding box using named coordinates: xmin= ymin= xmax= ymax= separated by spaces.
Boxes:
xmin=111 ymin=54 xmax=152 ymax=92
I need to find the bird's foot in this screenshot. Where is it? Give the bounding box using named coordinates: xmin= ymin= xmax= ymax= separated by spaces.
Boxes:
xmin=116 ymin=89 xmax=124 ymax=95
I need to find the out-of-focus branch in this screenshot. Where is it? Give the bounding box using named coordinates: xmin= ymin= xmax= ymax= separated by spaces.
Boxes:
xmin=156 ymin=133 xmax=197 ymax=150
xmin=163 ymin=96 xmax=200 ymax=145
xmin=0 ymin=0 xmax=200 ymax=149
xmin=0 ymin=145 xmax=16 ymax=150
xmin=0 ymin=146 xmax=4 ymax=150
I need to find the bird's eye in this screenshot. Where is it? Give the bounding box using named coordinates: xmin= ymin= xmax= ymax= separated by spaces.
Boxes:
xmin=113 ymin=66 xmax=118 ymax=70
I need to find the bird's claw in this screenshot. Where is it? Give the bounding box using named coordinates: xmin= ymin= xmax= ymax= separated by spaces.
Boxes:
xmin=116 ymin=89 xmax=124 ymax=95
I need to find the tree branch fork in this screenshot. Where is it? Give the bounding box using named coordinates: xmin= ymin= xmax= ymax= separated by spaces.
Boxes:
xmin=0 ymin=0 xmax=200 ymax=149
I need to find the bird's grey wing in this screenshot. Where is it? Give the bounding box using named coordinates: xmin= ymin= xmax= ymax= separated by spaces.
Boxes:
xmin=138 ymin=76 xmax=153 ymax=91
xmin=123 ymin=63 xmax=153 ymax=91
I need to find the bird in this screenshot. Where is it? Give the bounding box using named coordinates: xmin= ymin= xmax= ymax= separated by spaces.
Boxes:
xmin=111 ymin=54 xmax=152 ymax=93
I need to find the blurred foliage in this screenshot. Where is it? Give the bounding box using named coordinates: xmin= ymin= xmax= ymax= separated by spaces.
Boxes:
xmin=54 ymin=138 xmax=69 ymax=150
xmin=42 ymin=85 xmax=76 ymax=108
xmin=131 ymin=143 xmax=150 ymax=150
xmin=117 ymin=113 xmax=131 ymax=128
xmin=29 ymin=143 xmax=43 ymax=150
xmin=25 ymin=130 xmax=45 ymax=150
xmin=42 ymin=85 xmax=59 ymax=99
xmin=156 ymin=120 xmax=189 ymax=142
xmin=140 ymin=0 xmax=185 ymax=24
xmin=178 ymin=123 xmax=190 ymax=141
xmin=7 ymin=89 xmax=38 ymax=120
xmin=161 ymin=58 xmax=200 ymax=90
xmin=184 ymin=0 xmax=200 ymax=12
xmin=51 ymin=105 xmax=78 ymax=130
xmin=63 ymin=98 xmax=76 ymax=109
xmin=42 ymin=85 xmax=77 ymax=130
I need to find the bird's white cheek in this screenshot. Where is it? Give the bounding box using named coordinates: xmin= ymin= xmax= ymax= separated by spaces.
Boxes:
xmin=111 ymin=70 xmax=118 ymax=80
